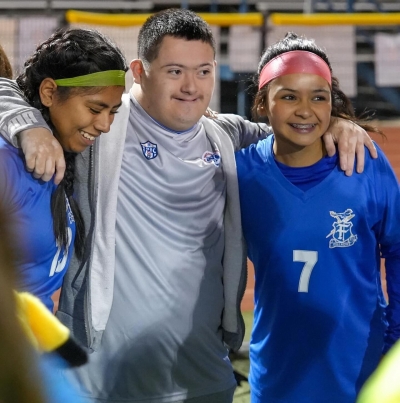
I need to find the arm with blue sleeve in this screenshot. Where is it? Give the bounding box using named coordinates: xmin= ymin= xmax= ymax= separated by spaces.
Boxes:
xmin=0 ymin=142 xmax=23 ymax=211
xmin=382 ymin=243 xmax=400 ymax=353
xmin=374 ymin=146 xmax=400 ymax=353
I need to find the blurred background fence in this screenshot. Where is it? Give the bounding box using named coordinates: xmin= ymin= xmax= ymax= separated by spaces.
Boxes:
xmin=1 ymin=0 xmax=400 ymax=120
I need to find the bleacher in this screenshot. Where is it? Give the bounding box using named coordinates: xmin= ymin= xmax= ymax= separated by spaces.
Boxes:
xmin=0 ymin=0 xmax=399 ymax=119
xmin=0 ymin=0 xmax=399 ymax=12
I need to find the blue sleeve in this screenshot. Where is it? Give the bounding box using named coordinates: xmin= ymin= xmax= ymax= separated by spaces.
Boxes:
xmin=382 ymin=243 xmax=400 ymax=353
xmin=372 ymin=146 xmax=400 ymax=247
xmin=0 ymin=143 xmax=24 ymax=213
xmin=373 ymin=145 xmax=400 ymax=352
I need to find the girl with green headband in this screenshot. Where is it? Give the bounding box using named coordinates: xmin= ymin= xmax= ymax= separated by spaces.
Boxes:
xmin=0 ymin=27 xmax=127 ymax=311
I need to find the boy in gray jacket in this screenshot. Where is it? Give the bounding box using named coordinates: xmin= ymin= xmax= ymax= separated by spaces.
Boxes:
xmin=0 ymin=9 xmax=375 ymax=403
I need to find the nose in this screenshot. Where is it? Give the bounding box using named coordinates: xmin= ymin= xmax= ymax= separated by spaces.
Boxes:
xmin=295 ymin=100 xmax=313 ymax=119
xmin=181 ymin=72 xmax=197 ymax=95
xmin=94 ymin=112 xmax=113 ymax=133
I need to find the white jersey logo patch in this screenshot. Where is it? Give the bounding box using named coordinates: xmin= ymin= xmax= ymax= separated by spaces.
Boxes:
xmin=140 ymin=141 xmax=158 ymax=160
xmin=326 ymin=209 xmax=358 ymax=248
xmin=202 ymin=150 xmax=221 ymax=167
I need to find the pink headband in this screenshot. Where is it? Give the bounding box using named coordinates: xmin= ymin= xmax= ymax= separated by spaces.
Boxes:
xmin=258 ymin=50 xmax=332 ymax=90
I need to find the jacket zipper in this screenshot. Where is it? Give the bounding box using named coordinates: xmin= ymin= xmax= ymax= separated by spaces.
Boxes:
xmin=83 ymin=143 xmax=97 ymax=349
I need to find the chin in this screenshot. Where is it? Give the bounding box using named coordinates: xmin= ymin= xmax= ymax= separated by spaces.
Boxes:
xmin=170 ymin=120 xmax=195 ymax=132
xmin=179 ymin=116 xmax=201 ymax=129
xmin=66 ymin=145 xmax=82 ymax=154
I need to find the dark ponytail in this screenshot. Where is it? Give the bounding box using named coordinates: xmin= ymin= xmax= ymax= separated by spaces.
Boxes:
xmin=16 ymin=28 xmax=128 ymax=258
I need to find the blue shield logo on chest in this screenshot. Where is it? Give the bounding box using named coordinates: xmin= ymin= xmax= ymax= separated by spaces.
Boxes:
xmin=140 ymin=141 xmax=158 ymax=160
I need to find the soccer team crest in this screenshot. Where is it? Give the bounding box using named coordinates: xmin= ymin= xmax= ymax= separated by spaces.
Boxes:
xmin=140 ymin=141 xmax=158 ymax=160
xmin=326 ymin=209 xmax=358 ymax=248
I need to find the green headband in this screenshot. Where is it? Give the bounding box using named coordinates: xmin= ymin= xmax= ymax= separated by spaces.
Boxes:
xmin=54 ymin=70 xmax=126 ymax=87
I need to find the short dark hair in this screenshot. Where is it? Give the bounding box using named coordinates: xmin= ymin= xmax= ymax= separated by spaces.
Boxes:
xmin=138 ymin=8 xmax=216 ymax=65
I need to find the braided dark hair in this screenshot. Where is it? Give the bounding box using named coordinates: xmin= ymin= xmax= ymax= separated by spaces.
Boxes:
xmin=16 ymin=28 xmax=128 ymax=259
xmin=252 ymin=32 xmax=380 ymax=135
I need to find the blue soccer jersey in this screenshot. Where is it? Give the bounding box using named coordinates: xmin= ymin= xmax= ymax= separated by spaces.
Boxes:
xmin=0 ymin=137 xmax=75 ymax=311
xmin=236 ymin=135 xmax=400 ymax=403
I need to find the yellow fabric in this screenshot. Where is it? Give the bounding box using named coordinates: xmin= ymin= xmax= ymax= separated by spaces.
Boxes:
xmin=15 ymin=292 xmax=70 ymax=352
xmin=357 ymin=340 xmax=400 ymax=403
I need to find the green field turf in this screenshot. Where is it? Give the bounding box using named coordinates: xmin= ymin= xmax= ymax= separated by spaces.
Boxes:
xmin=242 ymin=310 xmax=254 ymax=343
xmin=232 ymin=310 xmax=253 ymax=403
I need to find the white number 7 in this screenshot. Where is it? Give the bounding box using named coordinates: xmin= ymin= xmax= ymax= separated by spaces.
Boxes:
xmin=293 ymin=250 xmax=318 ymax=293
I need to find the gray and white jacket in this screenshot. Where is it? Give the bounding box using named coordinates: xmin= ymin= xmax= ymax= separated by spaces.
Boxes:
xmin=0 ymin=82 xmax=269 ymax=352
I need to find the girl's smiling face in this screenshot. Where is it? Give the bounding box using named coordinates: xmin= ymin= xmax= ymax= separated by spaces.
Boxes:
xmin=43 ymin=83 xmax=124 ymax=153
xmin=265 ymin=73 xmax=332 ymax=166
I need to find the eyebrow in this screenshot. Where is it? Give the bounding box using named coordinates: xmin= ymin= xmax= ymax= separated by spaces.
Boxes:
xmin=161 ymin=62 xmax=214 ymax=69
xmin=88 ymin=100 xmax=123 ymax=109
xmin=279 ymin=87 xmax=330 ymax=94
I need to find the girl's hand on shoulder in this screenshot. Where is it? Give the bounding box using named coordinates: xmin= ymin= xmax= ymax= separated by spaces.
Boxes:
xmin=204 ymin=107 xmax=219 ymax=119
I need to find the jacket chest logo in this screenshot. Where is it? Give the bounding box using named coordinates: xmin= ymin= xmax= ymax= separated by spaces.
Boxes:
xmin=140 ymin=141 xmax=158 ymax=160
xmin=202 ymin=150 xmax=221 ymax=167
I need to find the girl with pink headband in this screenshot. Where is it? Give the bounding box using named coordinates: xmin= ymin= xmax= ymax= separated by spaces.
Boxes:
xmin=236 ymin=32 xmax=400 ymax=402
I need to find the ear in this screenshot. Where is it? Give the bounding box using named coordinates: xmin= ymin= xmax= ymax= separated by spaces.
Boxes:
xmin=257 ymin=100 xmax=271 ymax=123
xmin=257 ymin=103 xmax=266 ymax=116
xmin=130 ymin=59 xmax=145 ymax=84
xmin=39 ymin=78 xmax=58 ymax=107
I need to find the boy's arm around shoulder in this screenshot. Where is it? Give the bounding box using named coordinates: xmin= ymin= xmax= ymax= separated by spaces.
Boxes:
xmin=212 ymin=113 xmax=271 ymax=151
xmin=0 ymin=78 xmax=51 ymax=146
xmin=0 ymin=78 xmax=64 ymax=184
